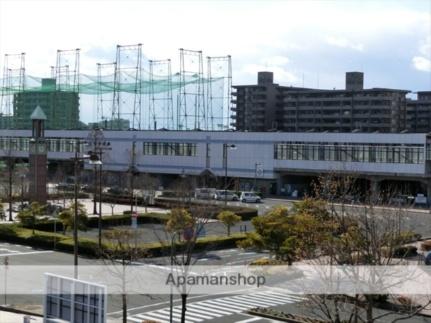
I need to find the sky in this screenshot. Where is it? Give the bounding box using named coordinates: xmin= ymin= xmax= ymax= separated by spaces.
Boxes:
xmin=0 ymin=0 xmax=430 ymax=93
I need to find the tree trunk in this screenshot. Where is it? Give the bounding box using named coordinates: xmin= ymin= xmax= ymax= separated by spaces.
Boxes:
xmin=122 ymin=260 xmax=127 ymax=323
xmin=227 ymin=225 xmax=231 ymax=236
xmin=122 ymin=293 xmax=127 ymax=323
xmin=366 ymin=296 xmax=373 ymax=323
xmin=181 ymin=293 xmax=187 ymax=323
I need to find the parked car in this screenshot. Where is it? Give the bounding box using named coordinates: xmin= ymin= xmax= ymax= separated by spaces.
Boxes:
xmin=214 ymin=190 xmax=239 ymax=201
xmin=240 ymin=191 xmax=261 ymax=203
xmin=107 ymin=186 xmax=129 ymax=195
xmin=415 ymin=193 xmax=428 ymax=207
xmin=194 ymin=188 xmax=217 ymax=200
xmin=56 ymin=182 xmax=75 ymax=191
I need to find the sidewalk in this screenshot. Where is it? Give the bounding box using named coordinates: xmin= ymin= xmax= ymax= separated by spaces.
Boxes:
xmin=266 ymin=196 xmax=431 ymax=214
xmin=0 ymin=311 xmax=42 ymax=323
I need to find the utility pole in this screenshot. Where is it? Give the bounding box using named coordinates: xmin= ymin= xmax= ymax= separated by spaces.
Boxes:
xmin=8 ymin=158 xmax=13 ymax=221
xmin=223 ymin=143 xmax=236 ymax=206
xmin=129 ymin=140 xmax=138 ymax=214
xmin=73 ymin=141 xmax=79 ymax=279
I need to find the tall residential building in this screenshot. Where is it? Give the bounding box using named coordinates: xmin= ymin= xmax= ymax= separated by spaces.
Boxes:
xmin=232 ymin=72 xmax=410 ymax=133
xmin=406 ymin=91 xmax=431 ymax=133
xmin=13 ymin=78 xmax=80 ymax=130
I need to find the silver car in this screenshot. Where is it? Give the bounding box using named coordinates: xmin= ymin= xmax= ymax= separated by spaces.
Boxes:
xmin=214 ymin=190 xmax=239 ymax=201
xmin=240 ymin=192 xmax=261 ymax=203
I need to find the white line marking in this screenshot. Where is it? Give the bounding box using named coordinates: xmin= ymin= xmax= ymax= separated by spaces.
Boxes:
xmin=172 ymin=307 xmax=212 ymax=319
xmin=134 ymin=313 xmax=168 ymax=323
xmin=195 ymin=301 xmax=240 ymax=313
xmin=0 ymin=250 xmax=53 ymax=257
xmin=234 ymin=295 xmax=279 ymax=306
xmin=188 ymin=304 xmax=230 ymax=315
xmin=235 ymin=316 xmax=261 ymax=323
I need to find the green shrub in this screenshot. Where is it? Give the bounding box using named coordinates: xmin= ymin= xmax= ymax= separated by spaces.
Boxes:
xmin=0 ymin=224 xmax=246 ymax=258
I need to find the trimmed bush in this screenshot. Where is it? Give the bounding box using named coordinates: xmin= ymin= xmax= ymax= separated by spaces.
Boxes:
xmin=22 ymin=213 xmax=169 ymax=232
xmin=0 ymin=224 xmax=247 ymax=258
xmin=154 ymin=197 xmax=258 ymax=220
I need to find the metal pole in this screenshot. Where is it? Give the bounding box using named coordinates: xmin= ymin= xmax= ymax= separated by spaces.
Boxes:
xmin=169 ymin=233 xmax=175 ymax=323
xmin=8 ymin=159 xmax=13 ymax=221
xmin=21 ymin=175 xmax=24 ymax=209
xmin=223 ymin=144 xmax=227 ymax=206
xmin=98 ymin=161 xmax=102 ymax=248
xmin=93 ymin=164 xmax=97 ymax=214
xmin=254 ymin=163 xmax=257 ymax=191
xmin=73 ymin=142 xmax=79 ymax=278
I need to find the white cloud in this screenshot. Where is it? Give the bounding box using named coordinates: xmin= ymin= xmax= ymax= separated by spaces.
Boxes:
xmin=412 ymin=56 xmax=431 ymax=72
xmin=242 ymin=64 xmax=297 ymax=83
xmin=419 ymin=36 xmax=431 ymax=56
xmin=326 ymin=36 xmax=364 ymax=52
xmin=262 ymin=56 xmax=290 ymax=66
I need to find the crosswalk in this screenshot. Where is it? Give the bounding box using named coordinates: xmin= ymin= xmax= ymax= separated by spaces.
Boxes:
xmin=127 ymin=291 xmax=304 ymax=323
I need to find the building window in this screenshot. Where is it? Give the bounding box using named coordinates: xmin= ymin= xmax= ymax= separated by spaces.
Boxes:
xmin=143 ymin=142 xmax=197 ymax=156
xmin=274 ymin=142 xmax=424 ymax=164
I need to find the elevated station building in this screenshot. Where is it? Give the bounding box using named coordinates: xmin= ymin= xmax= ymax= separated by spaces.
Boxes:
xmin=1 ymin=129 xmax=431 ymax=198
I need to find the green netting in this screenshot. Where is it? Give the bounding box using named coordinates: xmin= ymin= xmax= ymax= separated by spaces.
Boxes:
xmin=0 ymin=72 xmax=223 ymax=95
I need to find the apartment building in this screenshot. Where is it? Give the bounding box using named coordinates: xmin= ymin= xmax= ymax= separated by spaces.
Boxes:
xmin=406 ymin=91 xmax=431 ymax=133
xmin=232 ymin=72 xmax=410 ymax=133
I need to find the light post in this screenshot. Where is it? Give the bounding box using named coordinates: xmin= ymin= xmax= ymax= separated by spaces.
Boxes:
xmin=71 ymin=140 xmax=100 ymax=278
xmin=86 ymin=127 xmax=110 ymax=248
xmin=20 ymin=173 xmax=25 ymax=209
xmin=89 ymin=158 xmax=103 ymax=248
xmin=128 ymin=140 xmax=138 ymax=214
xmin=222 ymin=143 xmax=237 ymax=206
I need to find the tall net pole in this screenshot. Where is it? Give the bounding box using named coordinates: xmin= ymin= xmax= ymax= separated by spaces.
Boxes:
xmin=1 ymin=53 xmax=25 ymax=129
xmin=55 ymin=49 xmax=80 ymax=92
xmin=113 ymin=44 xmax=142 ymax=130
xmin=96 ymin=62 xmax=116 ymax=128
xmin=178 ymin=48 xmax=205 ymax=130
xmin=207 ymin=55 xmax=232 ymax=131
xmin=149 ymin=59 xmax=173 ymax=130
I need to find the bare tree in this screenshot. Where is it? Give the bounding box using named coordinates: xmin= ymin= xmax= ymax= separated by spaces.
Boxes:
xmin=101 ymin=229 xmax=147 ymax=323
xmin=302 ymin=173 xmax=431 ymax=323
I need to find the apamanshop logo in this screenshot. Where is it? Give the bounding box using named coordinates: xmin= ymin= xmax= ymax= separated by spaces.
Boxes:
xmin=166 ymin=273 xmax=266 ymax=288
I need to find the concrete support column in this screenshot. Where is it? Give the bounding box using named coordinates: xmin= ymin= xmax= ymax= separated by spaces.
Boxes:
xmin=276 ymin=175 xmax=284 ymax=196
xmin=426 ymin=179 xmax=431 ymax=211
xmin=369 ymin=178 xmax=381 ymax=203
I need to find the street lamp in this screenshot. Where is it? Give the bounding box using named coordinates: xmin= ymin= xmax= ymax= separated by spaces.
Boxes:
xmin=71 ymin=140 xmax=100 ymax=278
xmin=86 ymin=128 xmax=110 ymax=215
xmin=89 ymin=158 xmax=103 ymax=248
xmin=222 ymin=143 xmax=237 ymax=206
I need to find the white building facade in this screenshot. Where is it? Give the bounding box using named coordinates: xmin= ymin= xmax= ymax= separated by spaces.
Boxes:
xmin=1 ymin=130 xmax=431 ymax=195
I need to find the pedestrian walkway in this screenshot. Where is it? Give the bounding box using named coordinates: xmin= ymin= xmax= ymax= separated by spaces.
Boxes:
xmin=0 ymin=311 xmax=42 ymax=323
xmin=127 ymin=291 xmax=304 ymax=323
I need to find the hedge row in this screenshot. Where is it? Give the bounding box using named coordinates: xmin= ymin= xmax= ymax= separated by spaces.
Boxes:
xmin=0 ymin=224 xmax=246 ymax=258
xmin=154 ymin=197 xmax=258 ymax=221
xmin=25 ymin=213 xmax=169 ymax=233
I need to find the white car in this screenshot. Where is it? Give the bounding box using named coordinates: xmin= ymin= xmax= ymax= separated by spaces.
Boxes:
xmin=214 ymin=190 xmax=239 ymax=201
xmin=240 ymin=192 xmax=261 ymax=203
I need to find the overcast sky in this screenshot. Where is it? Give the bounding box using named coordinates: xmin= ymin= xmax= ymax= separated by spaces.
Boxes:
xmin=0 ymin=0 xmax=430 ymax=92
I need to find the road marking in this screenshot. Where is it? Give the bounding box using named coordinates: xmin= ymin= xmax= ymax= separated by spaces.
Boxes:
xmin=196 ymin=300 xmax=241 ymax=312
xmin=172 ymin=307 xmax=211 ymax=320
xmin=188 ymin=303 xmax=229 ymax=315
xmin=0 ymin=250 xmax=53 ymax=257
xmin=125 ymin=291 xmax=303 ymax=323
xmin=234 ymin=295 xmax=279 ymax=306
xmin=0 ymin=248 xmax=20 ymax=253
xmin=135 ymin=313 xmax=169 ymax=322
xmin=235 ymin=316 xmax=262 ymax=323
